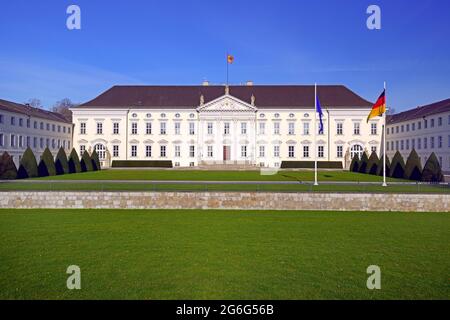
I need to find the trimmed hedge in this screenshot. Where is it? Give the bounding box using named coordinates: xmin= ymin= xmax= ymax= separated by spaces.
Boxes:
xmin=68 ymin=148 xmax=81 ymax=173
xmin=55 ymin=147 xmax=69 ymax=175
xmin=91 ymin=150 xmax=101 ymax=171
xmin=358 ymin=152 xmax=369 ymax=174
xmin=111 ymin=160 xmax=173 ymax=168
xmin=366 ymin=152 xmax=379 ymax=175
xmin=390 ymin=151 xmax=406 ymax=179
xmin=404 ymin=149 xmax=422 ymax=181
xmin=280 ymin=161 xmax=343 ymax=169
xmin=349 ymin=154 xmax=360 ymax=172
xmin=17 ymin=147 xmax=39 ymax=179
xmin=80 ymin=151 xmax=93 ymax=172
xmin=422 ymin=152 xmax=444 ymax=182
xmin=38 ymin=148 xmax=56 ymax=177
xmin=0 ymin=152 xmax=17 ymax=179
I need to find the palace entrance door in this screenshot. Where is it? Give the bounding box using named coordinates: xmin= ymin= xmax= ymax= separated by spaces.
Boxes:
xmin=223 ymin=146 xmax=231 ymax=161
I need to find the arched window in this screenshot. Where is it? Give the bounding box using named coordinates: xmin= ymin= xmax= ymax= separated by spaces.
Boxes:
xmin=350 ymin=144 xmax=364 ymax=159
xmin=94 ymin=144 xmax=106 ymax=160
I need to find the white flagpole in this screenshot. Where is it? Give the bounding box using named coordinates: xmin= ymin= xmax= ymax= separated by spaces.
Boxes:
xmin=382 ymin=81 xmax=387 ymax=187
xmin=314 ymin=83 xmax=318 ymax=186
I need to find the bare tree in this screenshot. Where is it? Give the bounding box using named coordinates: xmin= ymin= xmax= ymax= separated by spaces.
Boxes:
xmin=52 ymin=98 xmax=77 ymax=122
xmin=25 ymin=98 xmax=43 ymax=108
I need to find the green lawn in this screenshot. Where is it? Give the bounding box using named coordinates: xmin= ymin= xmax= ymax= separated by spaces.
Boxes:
xmin=33 ymin=169 xmax=402 ymax=182
xmin=0 ymin=209 xmax=448 ymax=300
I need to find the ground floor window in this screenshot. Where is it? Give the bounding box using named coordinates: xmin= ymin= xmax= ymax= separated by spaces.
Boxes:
xmin=259 ymin=146 xmax=265 ymax=158
xmin=189 ymin=145 xmax=195 ymax=158
xmin=273 ymin=145 xmax=280 ymax=158
xmin=160 ymin=145 xmax=166 ymax=158
xmin=145 ymin=145 xmax=152 ymax=158
xmin=80 ymin=145 xmax=85 ymax=156
xmin=207 ymin=145 xmax=213 ymax=158
xmin=174 ymin=145 xmax=180 ymax=157
xmin=371 ymin=146 xmax=377 ymax=154
xmin=337 ymin=145 xmax=343 ymax=158
xmin=113 ymin=145 xmax=119 ymax=157
xmin=288 ymin=145 xmax=295 ymax=158
xmin=94 ymin=144 xmax=106 ymax=160
xmin=241 ymin=145 xmax=247 ymax=158
xmin=350 ymin=144 xmax=364 ymax=159
xmin=131 ymin=145 xmax=137 ymax=157
xmin=318 ymin=145 xmax=324 ymax=158
xmin=303 ymin=146 xmax=309 ymax=158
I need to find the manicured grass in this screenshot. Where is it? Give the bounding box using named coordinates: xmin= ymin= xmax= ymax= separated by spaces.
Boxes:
xmin=0 ymin=209 xmax=448 ymax=299
xmin=0 ymin=181 xmax=448 ymax=193
xmin=33 ymin=169 xmax=403 ymax=182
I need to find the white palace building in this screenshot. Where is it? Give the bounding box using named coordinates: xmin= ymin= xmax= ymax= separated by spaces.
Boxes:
xmin=71 ymin=84 xmax=383 ymax=168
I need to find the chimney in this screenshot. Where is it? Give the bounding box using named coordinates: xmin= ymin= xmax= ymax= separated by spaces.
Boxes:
xmin=246 ymin=80 xmax=254 ymax=86
xmin=202 ymin=80 xmax=210 ymax=86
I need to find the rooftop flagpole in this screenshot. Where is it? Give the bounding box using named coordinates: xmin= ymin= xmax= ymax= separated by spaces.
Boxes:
xmin=382 ymin=81 xmax=387 ymax=187
xmin=314 ymin=83 xmax=318 ymax=186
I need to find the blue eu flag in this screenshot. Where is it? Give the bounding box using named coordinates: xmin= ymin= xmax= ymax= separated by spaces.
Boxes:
xmin=316 ymin=96 xmax=324 ymax=134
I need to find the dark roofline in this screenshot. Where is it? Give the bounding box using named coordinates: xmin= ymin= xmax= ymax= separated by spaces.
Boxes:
xmin=387 ymin=98 xmax=450 ymax=124
xmin=77 ymin=84 xmax=373 ymax=109
xmin=0 ymin=98 xmax=71 ymax=124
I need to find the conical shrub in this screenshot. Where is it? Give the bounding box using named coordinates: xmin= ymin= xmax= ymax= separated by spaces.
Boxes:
xmin=404 ymin=149 xmax=422 ymax=181
xmin=68 ymin=148 xmax=81 ymax=173
xmin=38 ymin=148 xmax=56 ymax=177
xmin=376 ymin=154 xmax=391 ymax=177
xmin=422 ymin=152 xmax=444 ymax=182
xmin=80 ymin=151 xmax=93 ymax=172
xmin=91 ymin=150 xmax=101 ymax=171
xmin=0 ymin=152 xmax=17 ymax=179
xmin=390 ymin=151 xmax=406 ymax=179
xmin=55 ymin=147 xmax=69 ymax=175
xmin=17 ymin=147 xmax=38 ymax=179
xmin=349 ymin=154 xmax=360 ymax=172
xmin=358 ymin=152 xmax=369 ymax=174
xmin=366 ymin=151 xmax=379 ymax=175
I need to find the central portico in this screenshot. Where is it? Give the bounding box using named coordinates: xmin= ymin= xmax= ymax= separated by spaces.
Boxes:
xmin=197 ymin=89 xmax=257 ymax=165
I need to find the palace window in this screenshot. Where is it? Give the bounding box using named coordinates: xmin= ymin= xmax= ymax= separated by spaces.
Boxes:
xmin=207 ymin=146 xmax=213 ymax=158
xmin=336 ymin=123 xmax=343 ymax=135
xmin=80 ymin=145 xmax=86 ymax=156
xmin=417 ymin=138 xmax=421 ymax=150
xmin=424 ymin=119 xmax=428 ymax=129
xmin=259 ymin=146 xmax=265 ymax=158
xmin=113 ymin=145 xmax=119 ymax=157
xmin=95 ymin=144 xmax=106 ymax=160
xmin=259 ymin=122 xmax=265 ymax=135
xmin=40 ymin=138 xmax=44 ymax=148
xmin=438 ymin=117 xmax=442 ymax=126
xmin=27 ymin=119 xmax=30 ymax=128
xmin=412 ymin=123 xmax=415 ymax=131
xmin=371 ymin=146 xmax=377 ymax=154
xmin=160 ymin=145 xmax=167 ymax=157
xmin=273 ymin=122 xmax=280 ymax=135
xmin=418 ymin=121 xmax=422 ymax=130
xmin=303 ymin=146 xmax=309 ymax=158
xmin=0 ymin=134 xmax=3 ymax=147
xmin=18 ymin=136 xmax=23 ymax=148
xmin=19 ymin=118 xmax=23 ymax=127
xmin=241 ymin=122 xmax=247 ymax=135
xmin=288 ymin=146 xmax=295 ymax=158
xmin=224 ymin=122 xmax=230 ymax=135
xmin=80 ymin=122 xmax=86 ymax=134
xmin=438 ymin=136 xmax=442 ymax=148
xmin=160 ymin=122 xmax=167 ymax=135
xmin=146 ymin=122 xmax=152 ymax=135
xmin=131 ymin=122 xmax=137 ymax=135
xmin=0 ymin=114 xmax=3 ymax=123
xmin=189 ymin=145 xmax=195 ymax=158
xmin=10 ymin=135 xmax=15 ymax=147
xmin=350 ymin=144 xmax=364 ymax=159
xmin=174 ymin=145 xmax=181 ymax=157
xmin=430 ymin=119 xmax=435 ymax=128
xmin=174 ymin=122 xmax=180 ymax=135
xmin=207 ymin=122 xmax=213 ymax=135
xmin=11 ymin=116 xmax=15 ymax=126
xmin=146 ymin=145 xmax=152 ymax=157
xmin=371 ymin=123 xmax=377 ymax=135
xmin=33 ymin=137 xmax=37 ymax=148
xmin=47 ymin=123 xmax=50 ymax=131
xmin=52 ymin=124 xmax=55 ymax=132
xmin=273 ymin=145 xmax=280 ymax=158
xmin=303 ymin=122 xmax=310 ymax=135
xmin=189 ymin=122 xmax=195 ymax=135
xmin=113 ymin=122 xmax=120 ymax=134
xmin=288 ymin=122 xmax=295 ymax=135
xmin=40 ymin=122 xmax=44 ymax=130
xmin=411 ymin=139 xmax=415 ymax=150
xmin=97 ymin=123 xmax=104 ymax=134
xmin=318 ymin=146 xmax=324 ymax=158
xmin=430 ymin=136 xmax=435 ymax=149
xmin=241 ymin=145 xmax=247 ymax=158
xmin=353 ymin=122 xmax=360 ymax=135
xmin=131 ymin=145 xmax=137 ymax=157
xmin=337 ymin=145 xmax=343 ymax=158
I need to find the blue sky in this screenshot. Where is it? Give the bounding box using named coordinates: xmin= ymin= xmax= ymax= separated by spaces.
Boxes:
xmin=0 ymin=0 xmax=449 ymax=112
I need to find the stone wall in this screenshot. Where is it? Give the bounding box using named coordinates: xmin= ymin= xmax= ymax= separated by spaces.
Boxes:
xmin=0 ymin=191 xmax=448 ymax=212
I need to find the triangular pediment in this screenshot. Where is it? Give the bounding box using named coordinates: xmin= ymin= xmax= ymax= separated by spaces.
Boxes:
xmin=197 ymin=95 xmax=257 ymax=112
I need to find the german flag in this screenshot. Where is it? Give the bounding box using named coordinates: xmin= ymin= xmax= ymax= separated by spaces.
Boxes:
xmin=227 ymin=54 xmax=234 ymax=64
xmin=367 ymin=90 xmax=386 ymax=122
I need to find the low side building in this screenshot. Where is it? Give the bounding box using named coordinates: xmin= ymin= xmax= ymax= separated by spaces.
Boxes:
xmin=0 ymin=99 xmax=73 ymax=167
xmin=386 ymin=98 xmax=450 ymax=173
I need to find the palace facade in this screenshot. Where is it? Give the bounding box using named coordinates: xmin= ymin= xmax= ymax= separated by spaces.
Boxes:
xmin=71 ymin=84 xmax=383 ymax=168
